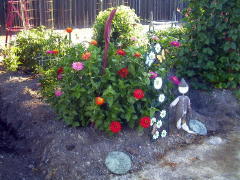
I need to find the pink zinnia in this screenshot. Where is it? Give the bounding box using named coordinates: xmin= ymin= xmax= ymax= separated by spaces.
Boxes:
xmin=72 ymin=62 xmax=84 ymax=71
xmin=130 ymin=37 xmax=137 ymax=41
xmin=57 ymin=74 xmax=63 ymax=80
xmin=55 ymin=90 xmax=63 ymax=97
xmin=149 ymin=72 xmax=158 ymax=79
xmin=46 ymin=50 xmax=54 ymax=54
xmin=170 ymin=41 xmax=181 ymax=47
xmin=170 ymin=76 xmax=180 ymax=85
xmin=152 ymin=36 xmax=159 ymax=40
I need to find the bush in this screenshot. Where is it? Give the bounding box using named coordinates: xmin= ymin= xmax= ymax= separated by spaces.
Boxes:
xmin=176 ymin=0 xmax=240 ymax=89
xmin=93 ymin=5 xmax=145 ymax=48
xmin=40 ymin=41 xmax=173 ymax=133
xmin=3 ymin=26 xmax=68 ymax=72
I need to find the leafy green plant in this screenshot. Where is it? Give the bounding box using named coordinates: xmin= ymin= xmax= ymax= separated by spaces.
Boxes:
xmin=2 ymin=46 xmax=21 ymax=71
xmin=4 ymin=26 xmax=68 ymax=72
xmin=176 ymin=0 xmax=240 ymax=89
xmin=93 ymin=5 xmax=145 ymax=48
xmin=40 ymin=41 xmax=173 ymax=133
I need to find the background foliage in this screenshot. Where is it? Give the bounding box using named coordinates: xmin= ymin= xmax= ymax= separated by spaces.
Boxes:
xmin=176 ymin=0 xmax=240 ymax=89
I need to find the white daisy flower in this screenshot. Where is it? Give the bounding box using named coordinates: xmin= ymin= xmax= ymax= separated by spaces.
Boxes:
xmin=153 ymin=130 xmax=159 ymax=139
xmin=158 ymin=94 xmax=165 ymax=103
xmin=155 ymin=43 xmax=162 ymax=53
xmin=161 ymin=130 xmax=167 ymax=137
xmin=156 ymin=120 xmax=162 ymax=128
xmin=145 ymin=55 xmax=154 ymax=67
xmin=150 ymin=117 xmax=156 ymax=126
xmin=154 ymin=77 xmax=163 ymax=89
xmin=149 ymin=51 xmax=156 ymax=60
xmin=160 ymin=110 xmax=166 ymax=118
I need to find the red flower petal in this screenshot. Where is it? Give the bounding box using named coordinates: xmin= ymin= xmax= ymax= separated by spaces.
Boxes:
xmin=133 ymin=89 xmax=144 ymax=99
xmin=140 ymin=116 xmax=151 ymax=128
xmin=109 ymin=121 xmax=122 ymax=133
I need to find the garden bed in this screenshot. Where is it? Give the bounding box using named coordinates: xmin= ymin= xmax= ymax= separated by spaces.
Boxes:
xmin=0 ymin=63 xmax=239 ymax=180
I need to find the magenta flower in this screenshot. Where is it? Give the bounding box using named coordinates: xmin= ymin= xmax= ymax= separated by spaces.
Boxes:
xmin=55 ymin=90 xmax=63 ymax=97
xmin=170 ymin=41 xmax=181 ymax=47
xmin=152 ymin=36 xmax=159 ymax=41
xmin=72 ymin=62 xmax=84 ymax=71
xmin=170 ymin=76 xmax=180 ymax=85
xmin=46 ymin=50 xmax=54 ymax=54
xmin=57 ymin=74 xmax=63 ymax=80
xmin=149 ymin=72 xmax=158 ymax=79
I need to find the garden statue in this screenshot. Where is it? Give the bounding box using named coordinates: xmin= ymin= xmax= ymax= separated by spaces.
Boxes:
xmin=170 ymin=78 xmax=196 ymax=134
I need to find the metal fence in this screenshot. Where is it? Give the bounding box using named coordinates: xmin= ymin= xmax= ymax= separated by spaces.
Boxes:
xmin=0 ymin=0 xmax=186 ymax=31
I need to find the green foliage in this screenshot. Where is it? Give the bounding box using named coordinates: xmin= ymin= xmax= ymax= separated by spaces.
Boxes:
xmin=40 ymin=42 xmax=173 ymax=133
xmin=234 ymin=89 xmax=240 ymax=102
xmin=3 ymin=26 xmax=68 ymax=72
xmin=176 ymin=0 xmax=240 ymax=89
xmin=93 ymin=5 xmax=145 ymax=48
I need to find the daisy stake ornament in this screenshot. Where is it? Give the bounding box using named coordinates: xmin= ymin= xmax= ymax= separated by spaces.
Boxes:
xmin=170 ymin=78 xmax=196 ymax=134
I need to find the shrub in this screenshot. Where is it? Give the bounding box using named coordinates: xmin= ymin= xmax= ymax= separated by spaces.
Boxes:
xmin=3 ymin=26 xmax=68 ymax=72
xmin=40 ymin=41 xmax=173 ymax=133
xmin=176 ymin=0 xmax=240 ymax=89
xmin=93 ymin=5 xmax=145 ymax=48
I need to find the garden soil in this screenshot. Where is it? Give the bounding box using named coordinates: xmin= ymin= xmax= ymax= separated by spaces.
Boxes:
xmin=0 ymin=63 xmax=239 ymax=180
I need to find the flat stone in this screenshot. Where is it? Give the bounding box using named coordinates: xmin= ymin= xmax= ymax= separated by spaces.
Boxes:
xmin=105 ymin=151 xmax=132 ymax=175
xmin=206 ymin=136 xmax=223 ymax=145
xmin=189 ymin=120 xmax=207 ymax=136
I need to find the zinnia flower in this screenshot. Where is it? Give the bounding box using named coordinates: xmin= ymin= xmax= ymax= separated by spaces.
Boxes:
xmin=140 ymin=116 xmax=151 ymax=128
xmin=109 ymin=121 xmax=122 ymax=133
xmin=170 ymin=76 xmax=180 ymax=85
xmin=55 ymin=90 xmax=63 ymax=97
xmin=130 ymin=37 xmax=137 ymax=41
xmin=82 ymin=52 xmax=91 ymax=60
xmin=170 ymin=41 xmax=181 ymax=47
xmin=57 ymin=67 xmax=64 ymax=74
xmin=72 ymin=62 xmax=84 ymax=71
xmin=154 ymin=77 xmax=163 ymax=89
xmin=134 ymin=52 xmax=141 ymax=58
xmin=161 ymin=130 xmax=167 ymax=137
xmin=90 ymin=40 xmax=98 ymax=46
xmin=149 ymin=72 xmax=158 ymax=79
xmin=66 ymin=27 xmax=73 ymax=33
xmin=152 ymin=36 xmax=159 ymax=41
xmin=52 ymin=50 xmax=59 ymax=54
xmin=116 ymin=49 xmax=126 ymax=56
xmin=155 ymin=43 xmax=162 ymax=53
xmin=133 ymin=89 xmax=144 ymax=99
xmin=57 ymin=74 xmax=63 ymax=80
xmin=117 ymin=67 xmax=129 ymax=78
xmin=46 ymin=50 xmax=54 ymax=54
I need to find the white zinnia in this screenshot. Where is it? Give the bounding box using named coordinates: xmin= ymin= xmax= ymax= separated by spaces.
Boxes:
xmin=149 ymin=51 xmax=156 ymax=60
xmin=158 ymin=94 xmax=165 ymax=103
xmin=160 ymin=110 xmax=166 ymax=118
xmin=150 ymin=117 xmax=156 ymax=126
xmin=156 ymin=120 xmax=163 ymax=128
xmin=155 ymin=43 xmax=162 ymax=53
xmin=153 ymin=130 xmax=159 ymax=140
xmin=161 ymin=130 xmax=167 ymax=137
xmin=154 ymin=77 xmax=163 ymax=89
xmin=145 ymin=55 xmax=154 ymax=67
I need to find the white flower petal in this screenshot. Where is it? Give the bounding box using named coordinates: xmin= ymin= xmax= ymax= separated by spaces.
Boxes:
xmin=158 ymin=94 xmax=165 ymax=103
xmin=149 ymin=52 xmax=156 ymax=60
xmin=160 ymin=110 xmax=166 ymax=118
xmin=154 ymin=77 xmax=163 ymax=89
xmin=145 ymin=56 xmax=154 ymax=67
xmin=155 ymin=43 xmax=162 ymax=53
xmin=153 ymin=130 xmax=159 ymax=139
xmin=156 ymin=120 xmax=162 ymax=128
xmin=161 ymin=130 xmax=167 ymax=137
xmin=151 ymin=117 xmax=156 ymax=126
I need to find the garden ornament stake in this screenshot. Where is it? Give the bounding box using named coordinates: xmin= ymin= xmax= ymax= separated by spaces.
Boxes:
xmin=102 ymin=9 xmax=117 ymax=74
xmin=170 ymin=78 xmax=196 ymax=134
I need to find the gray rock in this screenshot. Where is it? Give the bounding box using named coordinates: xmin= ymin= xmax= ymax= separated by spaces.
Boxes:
xmin=105 ymin=151 xmax=132 ymax=175
xmin=189 ymin=120 xmax=207 ymax=135
xmin=206 ymin=136 xmax=223 ymax=145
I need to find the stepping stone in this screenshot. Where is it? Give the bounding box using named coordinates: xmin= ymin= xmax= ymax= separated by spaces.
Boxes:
xmin=189 ymin=119 xmax=207 ymax=135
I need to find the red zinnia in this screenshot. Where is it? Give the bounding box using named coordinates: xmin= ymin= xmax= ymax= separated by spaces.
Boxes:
xmin=52 ymin=50 xmax=59 ymax=54
xmin=57 ymin=67 xmax=64 ymax=74
xmin=133 ymin=89 xmax=144 ymax=100
xmin=90 ymin=40 xmax=98 ymax=46
xmin=134 ymin=52 xmax=141 ymax=58
xmin=109 ymin=121 xmax=122 ymax=133
xmin=116 ymin=49 xmax=126 ymax=56
xmin=82 ymin=52 xmax=91 ymax=60
xmin=66 ymin=27 xmax=73 ymax=33
xmin=139 ymin=116 xmax=151 ymax=128
xmin=117 ymin=67 xmax=129 ymax=78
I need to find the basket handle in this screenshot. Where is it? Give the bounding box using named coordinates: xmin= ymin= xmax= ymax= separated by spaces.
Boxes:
xmin=102 ymin=9 xmax=117 ymax=74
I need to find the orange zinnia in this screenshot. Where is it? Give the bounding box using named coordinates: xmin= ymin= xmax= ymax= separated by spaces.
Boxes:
xmin=90 ymin=40 xmax=98 ymax=46
xmin=134 ymin=52 xmax=141 ymax=58
xmin=95 ymin=97 xmax=105 ymax=105
xmin=66 ymin=27 xmax=73 ymax=33
xmin=82 ymin=52 xmax=91 ymax=60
